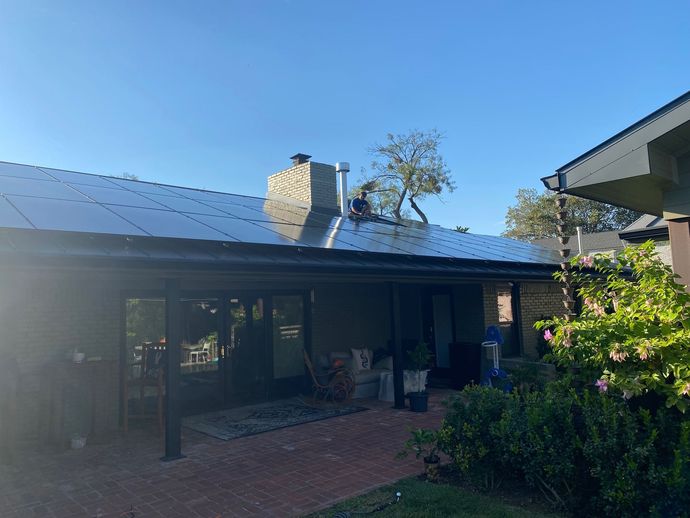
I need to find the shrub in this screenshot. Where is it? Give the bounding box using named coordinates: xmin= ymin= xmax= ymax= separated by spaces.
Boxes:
xmin=536 ymin=241 xmax=690 ymax=412
xmin=438 ymin=383 xmax=690 ymax=516
xmin=497 ymin=385 xmax=578 ymax=509
xmin=438 ymin=385 xmax=512 ymax=489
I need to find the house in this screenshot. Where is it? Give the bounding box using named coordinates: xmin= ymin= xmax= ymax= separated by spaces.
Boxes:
xmin=542 ymin=90 xmax=690 ymax=289
xmin=534 ymin=214 xmax=674 ymax=268
xmin=534 ymin=229 xmax=625 ymax=257
xmin=0 ymin=155 xmax=562 ymax=459
xmin=618 ymin=214 xmax=673 ymax=265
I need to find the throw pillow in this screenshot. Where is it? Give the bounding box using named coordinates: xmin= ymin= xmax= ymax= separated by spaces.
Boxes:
xmin=351 ymin=348 xmax=372 ymax=372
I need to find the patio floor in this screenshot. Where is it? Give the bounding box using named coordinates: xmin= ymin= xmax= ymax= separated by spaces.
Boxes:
xmin=0 ymin=390 xmax=449 ymax=518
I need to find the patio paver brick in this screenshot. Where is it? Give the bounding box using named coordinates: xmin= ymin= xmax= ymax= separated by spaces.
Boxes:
xmin=0 ymin=391 xmax=448 ymax=517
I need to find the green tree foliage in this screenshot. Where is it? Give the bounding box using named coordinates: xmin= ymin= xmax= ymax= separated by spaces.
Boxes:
xmin=353 ymin=129 xmax=455 ymax=222
xmin=537 ymin=242 xmax=690 ymax=412
xmin=503 ymin=188 xmax=642 ymax=242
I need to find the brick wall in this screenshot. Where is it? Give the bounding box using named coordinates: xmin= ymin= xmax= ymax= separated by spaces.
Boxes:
xmin=267 ymin=161 xmax=337 ymax=210
xmin=519 ymin=282 xmax=563 ymax=358
xmin=0 ymin=271 xmax=127 ymax=439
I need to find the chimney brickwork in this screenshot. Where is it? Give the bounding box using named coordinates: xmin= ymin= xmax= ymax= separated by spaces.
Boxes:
xmin=267 ymin=159 xmax=337 ymax=210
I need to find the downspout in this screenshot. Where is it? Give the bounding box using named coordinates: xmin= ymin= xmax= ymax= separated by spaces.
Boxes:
xmin=576 ymin=226 xmax=583 ymax=255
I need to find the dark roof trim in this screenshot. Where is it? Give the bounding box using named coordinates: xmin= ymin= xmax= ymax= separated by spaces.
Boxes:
xmin=556 ymin=90 xmax=690 ymax=174
xmin=618 ymin=227 xmax=670 ymax=241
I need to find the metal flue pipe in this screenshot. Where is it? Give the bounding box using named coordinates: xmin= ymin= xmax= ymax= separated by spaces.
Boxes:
xmin=335 ymin=162 xmax=350 ymax=216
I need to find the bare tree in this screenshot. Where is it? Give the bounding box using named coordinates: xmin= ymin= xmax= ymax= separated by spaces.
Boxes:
xmin=357 ymin=129 xmax=456 ymax=222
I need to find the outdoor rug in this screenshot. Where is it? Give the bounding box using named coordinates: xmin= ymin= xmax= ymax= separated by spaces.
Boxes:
xmin=182 ymin=397 xmax=368 ymax=440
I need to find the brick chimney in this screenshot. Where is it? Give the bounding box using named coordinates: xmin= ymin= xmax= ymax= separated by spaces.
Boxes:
xmin=267 ymin=153 xmax=337 ymax=211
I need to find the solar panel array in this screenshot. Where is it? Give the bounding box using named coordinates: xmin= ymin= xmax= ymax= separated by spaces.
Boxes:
xmin=0 ymin=161 xmax=560 ymax=265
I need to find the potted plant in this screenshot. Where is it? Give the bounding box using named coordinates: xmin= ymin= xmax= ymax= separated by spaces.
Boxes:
xmin=397 ymin=428 xmax=441 ymax=481
xmin=407 ymin=341 xmax=432 ymax=412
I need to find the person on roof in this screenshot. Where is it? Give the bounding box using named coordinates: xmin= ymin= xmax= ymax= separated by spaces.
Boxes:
xmin=350 ymin=191 xmax=372 ymax=217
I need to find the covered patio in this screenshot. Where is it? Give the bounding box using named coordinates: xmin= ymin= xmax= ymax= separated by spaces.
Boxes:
xmin=0 ymin=391 xmax=447 ymax=518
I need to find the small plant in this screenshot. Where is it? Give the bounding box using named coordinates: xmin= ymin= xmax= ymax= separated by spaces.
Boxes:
xmin=407 ymin=342 xmax=433 ymax=394
xmin=398 ymin=428 xmax=440 ymax=462
xmin=397 ymin=428 xmax=440 ymax=481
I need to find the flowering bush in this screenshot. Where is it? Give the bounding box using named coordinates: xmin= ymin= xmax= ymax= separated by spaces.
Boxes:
xmin=536 ymin=241 xmax=690 ymax=412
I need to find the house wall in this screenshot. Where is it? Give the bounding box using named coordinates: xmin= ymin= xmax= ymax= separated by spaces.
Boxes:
xmin=519 ymin=282 xmax=563 ymax=359
xmin=481 ymin=281 xmax=562 ymax=360
xmin=0 ymin=270 xmax=129 ymax=439
xmin=310 ymin=282 xmax=392 ymax=358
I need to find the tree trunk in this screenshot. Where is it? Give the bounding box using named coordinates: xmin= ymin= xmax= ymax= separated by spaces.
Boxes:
xmin=409 ymin=196 xmax=428 ymax=223
xmin=393 ymin=188 xmax=407 ymax=219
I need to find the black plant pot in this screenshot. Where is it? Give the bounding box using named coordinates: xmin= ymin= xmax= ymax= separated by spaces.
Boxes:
xmin=424 ymin=455 xmax=440 ymax=482
xmin=408 ymin=391 xmax=428 ymax=412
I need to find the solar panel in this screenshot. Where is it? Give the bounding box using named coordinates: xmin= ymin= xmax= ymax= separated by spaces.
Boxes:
xmin=8 ymin=197 xmax=148 ymax=235
xmin=71 ymin=184 xmax=170 ymax=210
xmin=105 ymin=205 xmax=232 ymax=241
xmin=38 ymin=167 xmax=127 ymax=189
xmin=0 ymin=162 xmax=52 ymax=180
xmin=0 ymin=176 xmax=90 ymax=202
xmin=0 ymin=161 xmax=561 ymax=265
xmin=0 ymin=197 xmax=33 ymax=229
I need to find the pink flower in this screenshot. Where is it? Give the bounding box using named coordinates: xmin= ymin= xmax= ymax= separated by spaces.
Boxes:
xmin=636 ymin=344 xmax=650 ymax=361
xmin=682 ymin=383 xmax=690 ymax=396
xmin=595 ymin=379 xmax=608 ymax=392
xmin=609 ymin=348 xmax=628 ymax=362
xmin=543 ymin=329 xmax=553 ymax=341
xmin=562 ymin=337 xmax=572 ymax=348
xmin=579 ymin=256 xmax=594 ymax=268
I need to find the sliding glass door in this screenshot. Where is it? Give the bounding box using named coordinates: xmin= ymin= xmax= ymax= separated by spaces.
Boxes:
xmin=272 ymin=294 xmax=307 ymax=393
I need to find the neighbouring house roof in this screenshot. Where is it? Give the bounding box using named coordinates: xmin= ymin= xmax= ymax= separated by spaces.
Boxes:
xmin=618 ymin=214 xmax=669 ymax=242
xmin=0 ymin=160 xmax=560 ymax=279
xmin=540 ymin=90 xmax=690 ymax=218
xmin=533 ymin=230 xmax=625 ymax=255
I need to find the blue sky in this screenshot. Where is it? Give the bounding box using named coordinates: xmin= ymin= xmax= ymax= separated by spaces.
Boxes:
xmin=1 ymin=1 xmax=689 ymax=235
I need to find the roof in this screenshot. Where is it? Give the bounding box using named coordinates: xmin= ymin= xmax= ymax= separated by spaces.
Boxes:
xmin=533 ymin=230 xmax=624 ymax=254
xmin=555 ymin=91 xmax=690 ymax=174
xmin=0 ymin=160 xmax=560 ymax=277
xmin=540 ymin=90 xmax=690 ymax=217
xmin=619 ymin=214 xmax=669 ymax=241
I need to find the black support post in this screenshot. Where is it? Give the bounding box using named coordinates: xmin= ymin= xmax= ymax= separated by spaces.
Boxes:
xmin=389 ymin=282 xmax=406 ymax=409
xmin=162 ymin=278 xmax=184 ymax=461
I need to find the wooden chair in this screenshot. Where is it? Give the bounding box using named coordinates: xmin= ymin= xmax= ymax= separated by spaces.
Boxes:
xmin=123 ymin=342 xmax=165 ymax=434
xmin=303 ymin=350 xmax=355 ymax=402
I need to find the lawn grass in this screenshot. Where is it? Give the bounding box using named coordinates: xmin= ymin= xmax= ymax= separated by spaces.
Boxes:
xmin=305 ymin=476 xmax=563 ymax=518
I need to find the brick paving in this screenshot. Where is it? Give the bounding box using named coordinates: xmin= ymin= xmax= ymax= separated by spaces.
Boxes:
xmin=0 ymin=391 xmax=448 ymax=518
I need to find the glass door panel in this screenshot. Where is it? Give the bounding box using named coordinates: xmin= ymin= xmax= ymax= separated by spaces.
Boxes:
xmin=272 ymin=295 xmax=305 ymax=380
xmin=180 ymin=298 xmax=222 ymax=412
xmin=226 ymin=295 xmax=267 ymax=401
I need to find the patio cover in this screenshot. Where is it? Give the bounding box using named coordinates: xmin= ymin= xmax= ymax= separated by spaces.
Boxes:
xmin=541 ymin=90 xmax=690 ymax=220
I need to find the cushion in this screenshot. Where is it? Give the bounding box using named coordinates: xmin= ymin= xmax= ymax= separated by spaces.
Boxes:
xmin=373 ymin=355 xmax=393 ymax=370
xmin=355 ymin=368 xmax=385 ymax=384
xmin=351 ymin=348 xmax=373 ymax=372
